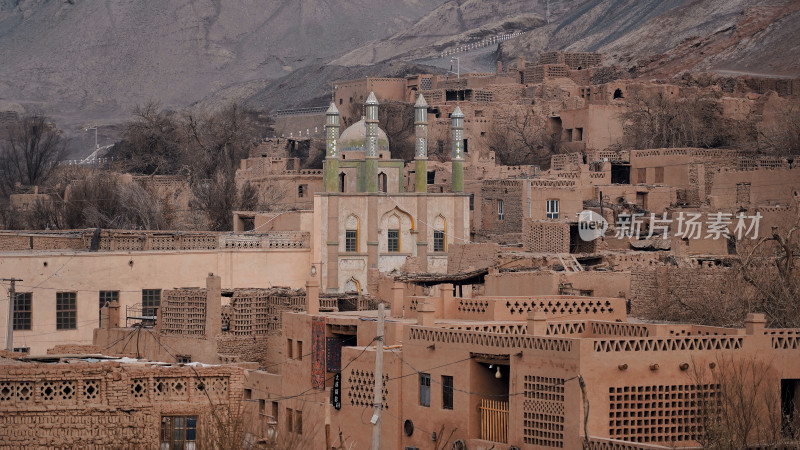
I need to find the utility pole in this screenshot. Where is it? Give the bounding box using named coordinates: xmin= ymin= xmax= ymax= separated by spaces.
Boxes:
xmin=370 ymin=303 xmax=385 ymax=450
xmin=2 ymin=278 xmax=22 ymax=351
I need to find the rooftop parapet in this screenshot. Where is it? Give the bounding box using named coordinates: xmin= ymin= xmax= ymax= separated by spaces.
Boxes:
xmin=0 ymin=229 xmax=310 ymax=252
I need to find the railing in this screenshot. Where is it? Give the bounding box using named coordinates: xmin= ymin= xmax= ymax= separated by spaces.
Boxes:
xmin=273 ymin=106 xmax=328 ymax=117
xmin=480 ymin=398 xmax=508 ymax=443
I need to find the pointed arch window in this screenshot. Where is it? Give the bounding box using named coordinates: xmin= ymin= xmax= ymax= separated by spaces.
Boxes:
xmin=339 ymin=173 xmax=346 ymax=193
xmin=378 ymin=172 xmax=388 ymax=193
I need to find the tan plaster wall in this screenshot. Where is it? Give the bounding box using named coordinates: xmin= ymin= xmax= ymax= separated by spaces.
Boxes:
xmin=0 ymin=248 xmax=311 ymax=354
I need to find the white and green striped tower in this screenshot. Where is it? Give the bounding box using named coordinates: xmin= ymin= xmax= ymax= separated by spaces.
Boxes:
xmin=414 ymin=94 xmax=429 ymax=193
xmin=324 ymin=102 xmax=340 ymax=192
xmin=450 ymin=106 xmax=464 ymax=192
xmin=364 ymin=91 xmax=379 ymax=192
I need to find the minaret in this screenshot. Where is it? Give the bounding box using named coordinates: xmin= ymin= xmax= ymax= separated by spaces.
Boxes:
xmin=451 ymin=106 xmax=464 ymax=192
xmin=365 ymin=91 xmax=379 ymax=193
xmin=414 ymin=94 xmax=429 ymax=193
xmin=324 ymin=102 xmax=340 ymax=192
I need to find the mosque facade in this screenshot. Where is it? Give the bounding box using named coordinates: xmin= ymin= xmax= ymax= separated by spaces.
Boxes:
xmin=314 ymin=92 xmax=470 ymax=293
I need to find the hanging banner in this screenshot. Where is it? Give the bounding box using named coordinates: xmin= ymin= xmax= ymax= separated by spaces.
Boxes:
xmin=330 ymin=372 xmax=342 ymax=410
xmin=311 ymin=316 xmax=326 ymax=389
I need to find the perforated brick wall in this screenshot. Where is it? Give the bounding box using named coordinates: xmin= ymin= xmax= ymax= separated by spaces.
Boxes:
xmin=523 ymin=220 xmax=570 ymax=254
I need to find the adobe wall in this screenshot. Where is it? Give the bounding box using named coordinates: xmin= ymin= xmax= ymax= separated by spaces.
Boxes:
xmin=523 ymin=220 xmax=570 ymax=253
xmin=480 ymin=179 xmax=525 ymax=236
xmin=484 ymin=270 xmax=630 ymax=299
xmin=0 ymin=361 xmax=246 ymax=448
xmin=629 ymin=263 xmax=739 ymax=320
xmin=446 ymin=242 xmax=501 ymax=273
xmin=528 ymin=179 xmax=582 ymax=221
xmin=596 ymin=184 xmax=673 ymax=213
xmin=709 ymin=166 xmax=800 ymax=211
xmin=559 ymin=105 xmax=624 ymax=150
xmin=0 ymin=231 xmax=86 ymax=251
xmin=273 ymin=113 xmax=326 ymax=138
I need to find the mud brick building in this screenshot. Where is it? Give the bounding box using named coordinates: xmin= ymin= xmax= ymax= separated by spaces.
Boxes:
xmin=255 ymin=284 xmax=800 ymax=450
xmin=0 ymin=356 xmax=246 ymax=449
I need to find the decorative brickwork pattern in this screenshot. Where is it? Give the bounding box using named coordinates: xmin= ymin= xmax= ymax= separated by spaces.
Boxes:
xmin=347 ymin=369 xmax=389 ymax=409
xmin=523 ymin=375 xmax=565 ymax=447
xmin=505 ymin=298 xmax=616 ymax=317
xmin=523 ymin=220 xmax=570 ymax=253
xmin=408 ymin=327 xmax=573 ymax=352
xmin=590 ymin=322 xmax=650 ymax=338
xmin=551 ymin=153 xmax=582 ymax=171
xmin=446 ymin=323 xmax=527 ymax=335
xmin=608 ymin=384 xmax=719 ymax=444
xmin=593 ymin=336 xmax=742 ymax=353
xmin=546 ymin=322 xmax=586 ymax=336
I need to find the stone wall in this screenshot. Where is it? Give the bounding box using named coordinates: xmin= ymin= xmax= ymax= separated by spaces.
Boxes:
xmin=0 ymin=361 xmax=245 ymax=448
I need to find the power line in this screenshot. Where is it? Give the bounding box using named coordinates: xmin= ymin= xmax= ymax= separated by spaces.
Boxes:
xmin=384 ymin=345 xmax=578 ymax=398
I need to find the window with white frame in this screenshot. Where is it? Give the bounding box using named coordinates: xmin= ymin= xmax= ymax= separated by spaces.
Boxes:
xmin=546 ymin=199 xmax=560 ymax=219
xmin=497 ymin=200 xmax=504 ymax=221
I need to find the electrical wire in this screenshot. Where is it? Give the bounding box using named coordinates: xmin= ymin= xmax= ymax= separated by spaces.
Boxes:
xmin=384 ymin=345 xmax=579 ymax=398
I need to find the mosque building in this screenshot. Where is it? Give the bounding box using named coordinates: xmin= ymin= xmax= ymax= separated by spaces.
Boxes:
xmin=313 ymin=92 xmax=470 ymax=294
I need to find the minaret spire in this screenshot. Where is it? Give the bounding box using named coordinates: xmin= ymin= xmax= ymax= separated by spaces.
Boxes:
xmin=324 ymin=102 xmax=340 ymax=192
xmin=365 ymin=91 xmax=379 ymax=192
xmin=414 ymin=94 xmax=429 ymax=193
xmin=450 ymin=106 xmax=464 ymax=193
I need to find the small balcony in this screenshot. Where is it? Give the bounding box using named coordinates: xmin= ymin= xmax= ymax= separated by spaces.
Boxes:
xmin=479 ymin=398 xmax=508 ymax=443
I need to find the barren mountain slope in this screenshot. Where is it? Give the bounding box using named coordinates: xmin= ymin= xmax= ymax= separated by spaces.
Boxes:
xmin=332 ymin=0 xmax=556 ymax=66
xmin=497 ymin=0 xmax=800 ymax=77
xmin=0 ymin=0 xmax=444 ymax=133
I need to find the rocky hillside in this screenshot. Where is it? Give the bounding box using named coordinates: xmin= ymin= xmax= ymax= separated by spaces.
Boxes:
xmin=0 ymin=0 xmax=797 ymax=158
xmin=0 ymin=0 xmax=446 ymax=154
xmin=496 ymin=0 xmax=800 ymax=77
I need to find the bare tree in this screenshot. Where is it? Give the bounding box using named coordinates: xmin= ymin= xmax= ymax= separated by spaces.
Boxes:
xmin=112 ymin=102 xmax=184 ymax=175
xmin=737 ymin=202 xmax=800 ymax=328
xmin=184 ymin=103 xmax=272 ymax=230
xmin=621 ymin=87 xmax=749 ymax=150
xmin=59 ymin=173 xmax=172 ymax=230
xmin=691 ymin=355 xmax=796 ymax=448
xmin=428 ymin=124 xmax=451 ymax=163
xmin=0 ymin=114 xmax=66 ymax=195
xmin=191 ymin=168 xmax=258 ymax=231
xmin=486 ymin=107 xmax=560 ymax=168
xmin=185 ymin=103 xmax=273 ymax=177
xmin=634 ymin=202 xmax=799 ymax=328
xmin=759 ymin=97 xmax=800 ymax=156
